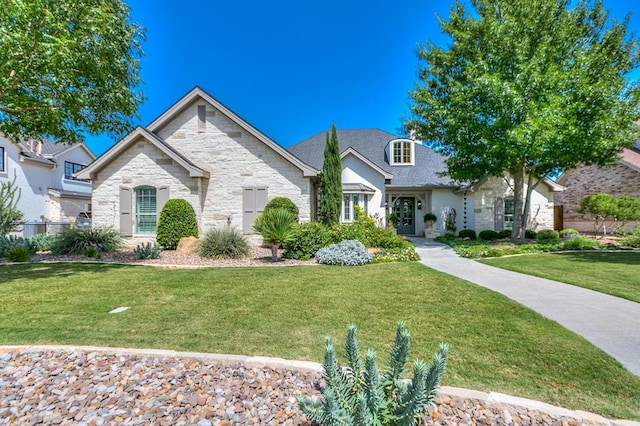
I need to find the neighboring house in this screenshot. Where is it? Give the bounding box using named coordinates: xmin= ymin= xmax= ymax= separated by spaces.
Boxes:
xmin=0 ymin=135 xmax=95 ymax=227
xmin=556 ymin=142 xmax=640 ymax=232
xmin=76 ymin=87 xmax=318 ymax=240
xmin=288 ymin=129 xmax=563 ymax=235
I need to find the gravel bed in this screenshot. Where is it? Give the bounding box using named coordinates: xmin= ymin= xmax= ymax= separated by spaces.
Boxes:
xmin=0 ymin=349 xmax=619 ymax=426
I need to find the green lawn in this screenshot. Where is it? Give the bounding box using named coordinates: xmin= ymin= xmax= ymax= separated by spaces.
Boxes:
xmin=1 ymin=262 xmax=639 ymax=419
xmin=480 ymin=251 xmax=640 ymax=303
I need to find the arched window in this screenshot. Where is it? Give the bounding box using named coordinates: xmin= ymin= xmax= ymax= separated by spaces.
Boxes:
xmin=136 ymin=187 xmax=157 ymax=233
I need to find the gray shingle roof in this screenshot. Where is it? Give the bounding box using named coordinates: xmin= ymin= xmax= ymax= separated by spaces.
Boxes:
xmin=287 ymin=129 xmax=458 ymax=188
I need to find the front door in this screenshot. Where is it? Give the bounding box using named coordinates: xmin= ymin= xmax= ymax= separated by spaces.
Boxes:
xmin=393 ymin=197 xmax=415 ymax=235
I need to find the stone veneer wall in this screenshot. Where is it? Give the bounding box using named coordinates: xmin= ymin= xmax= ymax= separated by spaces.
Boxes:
xmin=155 ymin=102 xmax=312 ymax=232
xmin=473 ymin=176 xmax=555 ymax=232
xmin=556 ymin=163 xmax=640 ymax=232
xmin=92 ymin=100 xmax=312 ymax=237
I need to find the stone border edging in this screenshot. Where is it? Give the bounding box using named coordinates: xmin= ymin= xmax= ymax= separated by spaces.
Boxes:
xmin=1 ymin=345 xmax=638 ymax=426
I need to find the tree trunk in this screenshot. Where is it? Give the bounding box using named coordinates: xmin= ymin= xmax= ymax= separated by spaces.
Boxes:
xmin=511 ymin=159 xmax=526 ymax=239
xmin=270 ymin=244 xmax=279 ymax=262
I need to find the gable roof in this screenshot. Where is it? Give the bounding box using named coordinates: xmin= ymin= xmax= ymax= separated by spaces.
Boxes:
xmin=14 ymin=138 xmax=95 ymax=167
xmin=287 ymin=128 xmax=457 ymax=187
xmin=148 ymin=86 xmax=318 ymax=177
xmin=76 ymin=127 xmax=209 ymax=180
xmin=619 ymin=147 xmax=640 ymax=173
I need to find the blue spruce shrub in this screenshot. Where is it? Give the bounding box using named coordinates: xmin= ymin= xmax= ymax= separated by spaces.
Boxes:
xmin=316 ymin=239 xmax=372 ymax=266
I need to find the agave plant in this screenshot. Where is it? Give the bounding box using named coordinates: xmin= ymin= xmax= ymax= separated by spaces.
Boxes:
xmin=297 ymin=322 xmax=448 ymax=426
xmin=253 ymin=207 xmax=296 ymax=261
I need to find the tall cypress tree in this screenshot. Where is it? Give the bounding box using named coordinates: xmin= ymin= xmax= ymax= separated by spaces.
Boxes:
xmin=319 ymin=123 xmax=342 ymax=225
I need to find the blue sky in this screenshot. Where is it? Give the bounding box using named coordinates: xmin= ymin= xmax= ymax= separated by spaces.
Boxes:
xmin=85 ymin=0 xmax=640 ymax=156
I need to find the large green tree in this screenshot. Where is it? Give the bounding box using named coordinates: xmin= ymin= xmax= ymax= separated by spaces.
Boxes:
xmin=405 ymin=0 xmax=640 ymax=238
xmin=319 ymin=123 xmax=342 ymax=226
xmin=0 ymin=0 xmax=145 ymax=143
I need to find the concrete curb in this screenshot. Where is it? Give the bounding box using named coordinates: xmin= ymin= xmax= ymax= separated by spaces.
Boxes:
xmin=1 ymin=345 xmax=638 ymax=425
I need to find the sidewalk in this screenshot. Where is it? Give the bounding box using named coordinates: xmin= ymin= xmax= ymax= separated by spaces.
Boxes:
xmin=411 ymin=238 xmax=640 ymax=376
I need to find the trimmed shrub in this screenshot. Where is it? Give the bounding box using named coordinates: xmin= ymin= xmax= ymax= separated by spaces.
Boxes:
xmin=28 ymin=233 xmax=58 ymax=252
xmin=0 ymin=235 xmax=37 ymax=257
xmin=134 ymin=242 xmax=162 ymax=259
xmin=621 ymin=231 xmax=640 ymax=248
xmin=283 ymin=221 xmax=330 ymax=260
xmin=297 ymin=322 xmax=448 ymax=425
xmin=537 ymin=229 xmax=560 ymax=245
xmin=328 ymin=207 xmax=411 ymax=250
xmin=559 ymin=228 xmax=580 ymax=238
xmin=458 ymin=229 xmax=476 ymax=240
xmin=156 ymin=199 xmax=198 ymax=250
xmin=5 ymin=246 xmax=32 ymax=262
xmin=316 ymin=239 xmax=372 ymax=266
xmin=372 ymin=246 xmax=421 ymax=263
xmin=478 ymin=230 xmax=500 ymax=241
xmin=51 ymin=227 xmax=121 ymax=255
xmin=264 ymin=197 xmax=299 ymax=222
xmin=561 ymin=236 xmax=602 ymax=250
xmin=498 ymin=229 xmax=512 ymax=238
xmin=524 ymin=229 xmax=537 ymax=239
xmin=200 ymin=227 xmax=249 ymax=259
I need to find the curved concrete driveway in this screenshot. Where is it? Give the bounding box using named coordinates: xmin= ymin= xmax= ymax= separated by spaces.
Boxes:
xmin=412 ymin=239 xmax=640 ymax=376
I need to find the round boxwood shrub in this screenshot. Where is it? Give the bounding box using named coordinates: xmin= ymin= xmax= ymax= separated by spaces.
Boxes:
xmin=536 ymin=229 xmax=560 ymax=245
xmin=264 ymin=197 xmax=299 ymax=222
xmin=458 ymin=229 xmax=476 ymax=240
xmin=559 ymin=228 xmax=580 ymax=238
xmin=478 ymin=230 xmax=500 ymax=241
xmin=283 ymin=221 xmax=330 ymax=260
xmin=498 ymin=229 xmax=512 ymax=238
xmin=524 ymin=229 xmax=537 ymax=239
xmin=156 ymin=199 xmax=198 ymax=250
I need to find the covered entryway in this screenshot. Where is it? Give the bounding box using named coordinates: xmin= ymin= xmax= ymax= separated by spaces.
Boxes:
xmin=393 ymin=197 xmax=415 ymax=235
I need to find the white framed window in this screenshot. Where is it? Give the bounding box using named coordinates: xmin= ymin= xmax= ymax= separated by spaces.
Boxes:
xmin=136 ymin=187 xmax=157 ymax=234
xmin=0 ymin=146 xmax=5 ymax=172
xmin=342 ymin=193 xmax=369 ymax=222
xmin=504 ymin=197 xmax=515 ymax=230
xmin=390 ymin=140 xmax=414 ymax=165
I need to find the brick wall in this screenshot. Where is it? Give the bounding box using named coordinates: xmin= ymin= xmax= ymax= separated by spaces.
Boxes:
xmin=556 ymin=162 xmax=640 ymax=232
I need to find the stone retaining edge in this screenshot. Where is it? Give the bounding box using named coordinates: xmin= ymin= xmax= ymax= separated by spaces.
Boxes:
xmin=1 ymin=345 xmax=637 ymax=426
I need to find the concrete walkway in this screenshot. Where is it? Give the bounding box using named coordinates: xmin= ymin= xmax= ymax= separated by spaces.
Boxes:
xmin=410 ymin=238 xmax=640 ymax=376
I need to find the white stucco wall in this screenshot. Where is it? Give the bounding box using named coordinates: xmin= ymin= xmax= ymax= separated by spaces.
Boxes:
xmin=431 ymin=189 xmax=465 ymax=234
xmin=0 ymin=138 xmax=53 ymax=222
xmin=341 ymin=154 xmax=386 ymax=223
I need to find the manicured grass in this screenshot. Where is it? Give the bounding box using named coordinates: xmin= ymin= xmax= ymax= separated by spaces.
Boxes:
xmin=480 ymin=251 xmax=640 ymax=303
xmin=1 ymin=262 xmax=639 ymax=419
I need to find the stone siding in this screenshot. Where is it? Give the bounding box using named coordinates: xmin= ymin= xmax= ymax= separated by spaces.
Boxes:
xmin=92 ymin=99 xmax=312 ymax=237
xmin=556 ymin=163 xmax=640 ymax=232
xmin=473 ymin=176 xmax=555 ymax=232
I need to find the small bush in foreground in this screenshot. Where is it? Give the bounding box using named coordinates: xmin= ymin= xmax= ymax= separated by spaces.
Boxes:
xmin=561 ymin=236 xmax=602 ymax=251
xmin=0 ymin=235 xmax=37 ymax=257
xmin=537 ymin=229 xmax=560 ymax=245
xmin=559 ymin=228 xmax=580 ymax=238
xmin=372 ymin=246 xmax=421 ymax=263
xmin=51 ymin=227 xmax=121 ymax=255
xmin=458 ymin=229 xmax=476 ymax=239
xmin=133 ymin=242 xmax=162 ymax=259
xmin=620 ymin=231 xmax=640 ymax=248
xmin=264 ymin=197 xmax=299 ymax=222
xmin=156 ymin=199 xmax=199 ymax=250
xmin=200 ymin=228 xmax=249 ymax=259
xmin=479 ymin=230 xmax=500 ymax=241
xmin=283 ymin=221 xmax=331 ymax=260
xmin=316 ymin=239 xmax=372 ymax=266
xmin=297 ymin=322 xmax=448 ymax=426
xmin=5 ymin=246 xmax=32 ymax=262
xmin=524 ymin=230 xmax=538 ymax=239
xmin=498 ymin=229 xmax=512 ymax=238
xmin=28 ymin=233 xmax=58 ymax=251
xmin=254 ymin=208 xmax=297 ymax=262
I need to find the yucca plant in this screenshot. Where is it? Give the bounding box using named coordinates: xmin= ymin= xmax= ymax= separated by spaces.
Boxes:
xmin=253 ymin=207 xmax=296 ymax=262
xmin=297 ymin=322 xmax=448 ymax=426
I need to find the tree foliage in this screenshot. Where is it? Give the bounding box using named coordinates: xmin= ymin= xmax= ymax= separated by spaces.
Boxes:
xmin=578 ymin=193 xmax=640 ymax=235
xmin=0 ymin=172 xmax=24 ymax=236
xmin=0 ymin=0 xmax=145 ymax=143
xmin=405 ymin=0 xmax=640 ymax=239
xmin=320 ymin=123 xmax=343 ymax=226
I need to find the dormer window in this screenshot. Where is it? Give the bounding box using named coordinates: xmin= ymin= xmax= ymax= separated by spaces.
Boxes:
xmin=390 ymin=139 xmax=414 ymax=165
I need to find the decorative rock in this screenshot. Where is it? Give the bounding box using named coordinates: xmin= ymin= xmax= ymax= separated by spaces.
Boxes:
xmin=175 ymin=237 xmax=200 ymax=255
